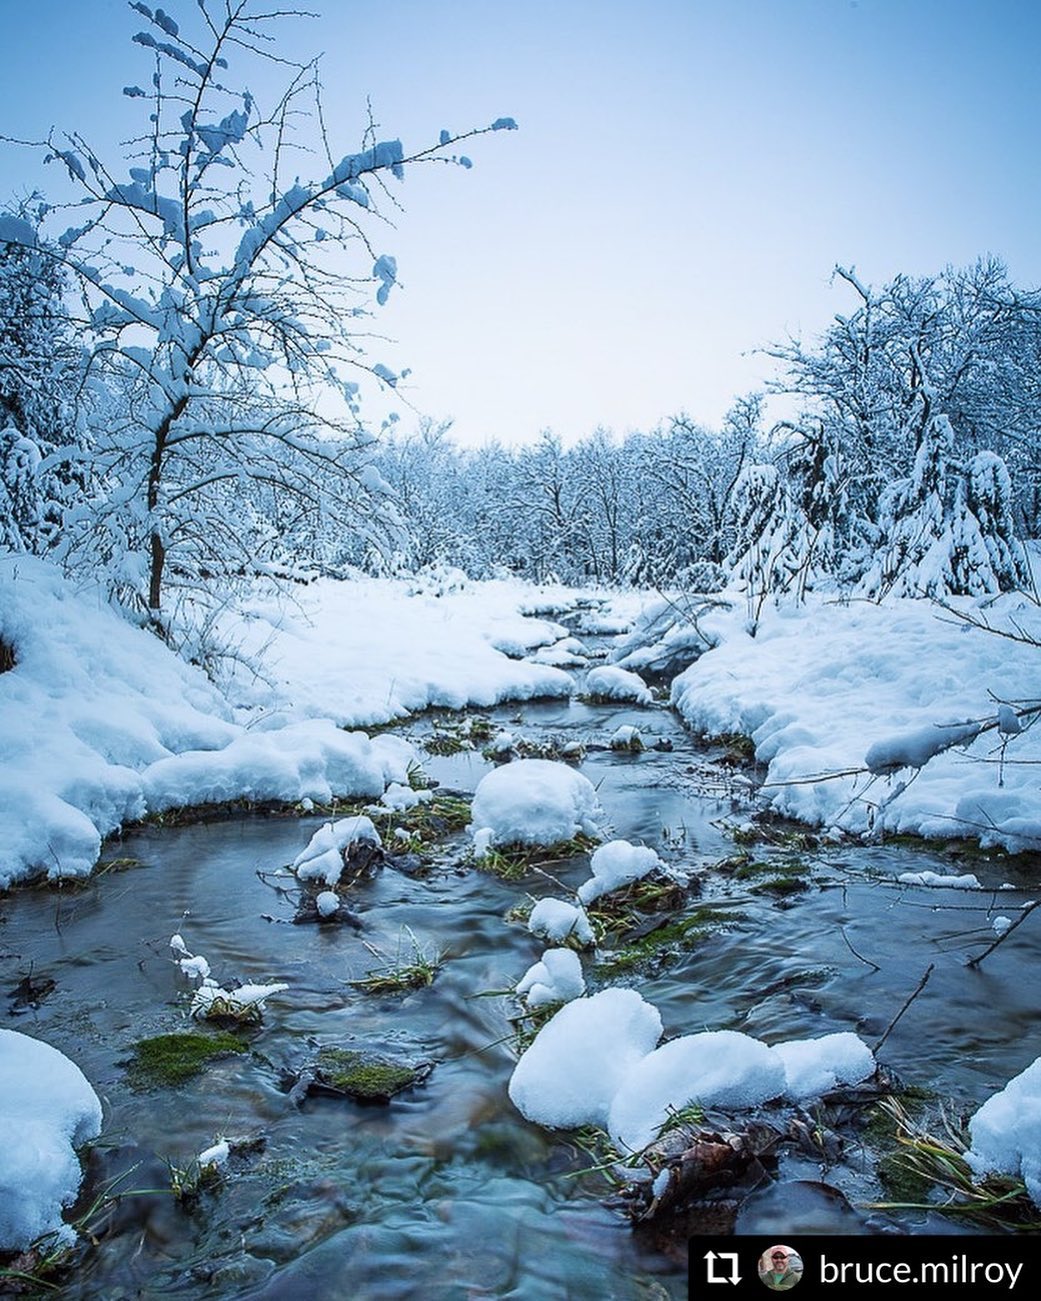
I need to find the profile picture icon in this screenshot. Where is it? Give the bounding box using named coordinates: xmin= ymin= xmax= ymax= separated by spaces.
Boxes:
xmin=758 ymin=1244 xmax=803 ymax=1290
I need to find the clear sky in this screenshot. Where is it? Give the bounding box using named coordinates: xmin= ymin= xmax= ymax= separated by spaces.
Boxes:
xmin=2 ymin=0 xmax=1040 ymax=446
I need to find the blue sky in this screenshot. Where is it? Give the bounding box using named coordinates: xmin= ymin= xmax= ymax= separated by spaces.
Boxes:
xmin=2 ymin=0 xmax=1040 ymax=445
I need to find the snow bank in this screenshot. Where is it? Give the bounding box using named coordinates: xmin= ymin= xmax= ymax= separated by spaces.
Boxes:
xmin=469 ymin=759 xmax=603 ymax=853
xmin=508 ymin=989 xmax=663 ymax=1130
xmin=577 ymin=840 xmax=663 ymax=905
xmin=670 ymin=594 xmax=1041 ymax=851
xmin=0 ymin=559 xmax=578 ymax=885
xmin=223 ymin=575 xmax=575 ymax=726
xmin=584 ymin=665 xmax=652 ymax=705
xmin=0 ymin=1029 xmax=103 ymax=1250
xmin=966 ymin=1056 xmax=1041 ymax=1206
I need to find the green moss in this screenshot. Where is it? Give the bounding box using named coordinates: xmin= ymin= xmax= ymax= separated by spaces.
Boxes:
xmin=597 ymin=905 xmax=739 ymax=976
xmin=128 ymin=1031 xmax=247 ymax=1086
xmin=748 ymin=875 xmax=810 ymax=897
xmin=314 ymin=1048 xmax=425 ymax=1101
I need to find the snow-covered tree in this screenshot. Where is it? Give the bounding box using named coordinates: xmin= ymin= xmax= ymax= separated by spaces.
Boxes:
xmin=964 ymin=450 xmax=1033 ymax=593
xmin=0 ymin=210 xmax=83 ymax=553
xmin=0 ymin=3 xmax=514 ymax=622
xmin=725 ymin=462 xmax=801 ymax=615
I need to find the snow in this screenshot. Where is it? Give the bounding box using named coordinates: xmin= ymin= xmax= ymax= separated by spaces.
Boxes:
xmin=966 ymin=1055 xmax=1041 ymax=1206
xmin=528 ymin=898 xmax=594 ymax=947
xmin=608 ymin=1031 xmax=786 ymax=1152
xmin=0 ymin=1029 xmax=103 ymax=1251
xmin=510 ymin=1002 xmax=876 ymax=1153
xmin=197 ymin=1139 xmax=230 ymax=1170
xmin=316 ymin=890 xmax=340 ymax=918
xmin=515 ymin=947 xmax=586 ymax=1007
xmin=577 ymin=840 xmax=663 ymax=905
xmin=508 ymin=989 xmax=663 ymax=1130
xmin=469 ymin=759 xmax=603 ymax=853
xmin=670 ymin=592 xmax=1041 ymax=851
xmin=896 ymin=870 xmax=983 ymax=890
xmin=0 ymin=560 xmax=576 ymax=885
xmin=191 ymin=979 xmax=289 ymax=1021
xmin=292 ymin=816 xmax=382 ymax=887
xmin=770 ymin=1032 xmax=876 ymax=1101
xmin=584 ymin=664 xmax=652 ymax=705
xmin=609 ymin=724 xmax=644 ymax=750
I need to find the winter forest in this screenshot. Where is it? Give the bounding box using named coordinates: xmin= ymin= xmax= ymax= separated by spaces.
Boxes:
xmin=3 ymin=2 xmax=1041 ymax=1297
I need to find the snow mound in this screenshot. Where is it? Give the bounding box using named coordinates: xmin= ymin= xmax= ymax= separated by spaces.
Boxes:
xmin=771 ymin=1032 xmax=876 ymax=1101
xmin=469 ymin=759 xmax=603 ymax=853
xmin=0 ymin=1029 xmax=103 ymax=1250
xmin=966 ymin=1055 xmax=1041 ymax=1206
xmin=508 ymin=989 xmax=663 ymax=1130
xmin=584 ymin=665 xmax=652 ymax=705
xmin=607 ymin=1031 xmax=786 ymax=1153
xmin=293 ymin=815 xmax=382 ymax=886
xmin=528 ymin=897 xmax=594 ymax=946
xmin=142 ymin=719 xmax=389 ymax=812
xmin=578 ymin=840 xmax=663 ymax=905
xmin=515 ymin=947 xmax=586 ymax=1007
xmin=897 ymin=870 xmax=982 ymax=890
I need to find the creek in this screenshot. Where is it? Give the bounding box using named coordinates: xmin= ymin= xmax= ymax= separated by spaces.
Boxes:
xmin=2 ymin=683 xmax=1039 ymax=1298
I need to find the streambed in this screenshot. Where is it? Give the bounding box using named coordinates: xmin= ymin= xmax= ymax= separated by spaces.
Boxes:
xmin=2 ymin=690 xmax=1039 ymax=1298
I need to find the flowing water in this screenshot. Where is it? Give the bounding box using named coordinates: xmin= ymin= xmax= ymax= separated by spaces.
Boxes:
xmin=3 ymin=680 xmax=1040 ymax=1298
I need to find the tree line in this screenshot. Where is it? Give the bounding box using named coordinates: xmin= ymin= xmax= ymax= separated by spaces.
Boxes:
xmin=1 ymin=5 xmax=1038 ymax=628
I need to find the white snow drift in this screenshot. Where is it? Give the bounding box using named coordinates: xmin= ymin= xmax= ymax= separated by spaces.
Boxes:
xmin=0 ymin=1029 xmax=103 ymax=1251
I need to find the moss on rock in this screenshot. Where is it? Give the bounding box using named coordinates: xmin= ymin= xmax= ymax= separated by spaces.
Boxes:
xmin=128 ymin=1031 xmax=247 ymax=1086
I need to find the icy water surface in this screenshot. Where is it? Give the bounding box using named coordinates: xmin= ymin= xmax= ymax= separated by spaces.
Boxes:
xmin=3 ymin=693 xmax=1040 ymax=1298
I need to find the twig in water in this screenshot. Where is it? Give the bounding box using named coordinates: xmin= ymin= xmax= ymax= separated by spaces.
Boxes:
xmin=841 ymin=926 xmax=881 ymax=972
xmin=967 ymin=899 xmax=1041 ymax=969
xmin=873 ymin=962 xmax=935 ymax=1054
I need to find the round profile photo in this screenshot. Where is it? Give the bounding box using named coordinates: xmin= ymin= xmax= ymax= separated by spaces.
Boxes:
xmin=758 ymin=1244 xmax=803 ymax=1291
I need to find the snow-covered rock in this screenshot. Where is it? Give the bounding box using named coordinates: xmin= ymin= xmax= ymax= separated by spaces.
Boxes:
xmin=607 ymin=1030 xmax=786 ymax=1153
xmin=966 ymin=1055 xmax=1041 ymax=1206
xmin=515 ymin=947 xmax=586 ymax=1007
xmin=508 ymin=989 xmax=663 ymax=1130
xmin=577 ymin=840 xmax=663 ymax=905
xmin=584 ymin=664 xmax=652 ymax=705
xmin=469 ymin=759 xmax=603 ymax=853
xmin=0 ymin=1030 xmax=103 ymax=1250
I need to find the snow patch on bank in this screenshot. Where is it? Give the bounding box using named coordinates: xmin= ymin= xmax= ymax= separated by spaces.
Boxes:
xmin=670 ymin=594 xmax=1041 ymax=851
xmin=0 ymin=1029 xmax=103 ymax=1251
